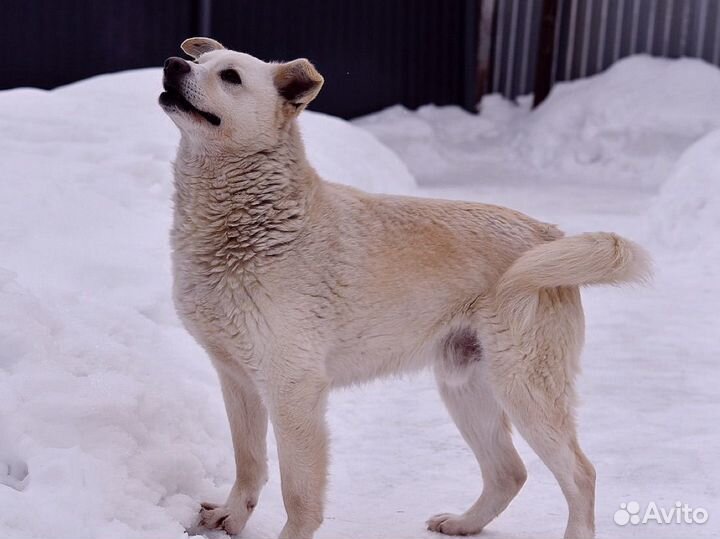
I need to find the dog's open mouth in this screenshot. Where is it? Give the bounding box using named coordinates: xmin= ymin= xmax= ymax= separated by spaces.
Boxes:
xmin=159 ymin=84 xmax=221 ymax=126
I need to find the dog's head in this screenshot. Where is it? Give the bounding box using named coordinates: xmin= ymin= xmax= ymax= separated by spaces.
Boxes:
xmin=159 ymin=37 xmax=324 ymax=150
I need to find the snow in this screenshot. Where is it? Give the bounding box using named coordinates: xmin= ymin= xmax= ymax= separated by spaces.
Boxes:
xmin=1 ymin=55 xmax=719 ymax=539
xmin=357 ymin=55 xmax=720 ymax=188
xmin=647 ymin=128 xmax=720 ymax=257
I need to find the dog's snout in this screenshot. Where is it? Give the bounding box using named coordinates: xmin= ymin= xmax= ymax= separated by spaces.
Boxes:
xmin=164 ymin=57 xmax=191 ymax=77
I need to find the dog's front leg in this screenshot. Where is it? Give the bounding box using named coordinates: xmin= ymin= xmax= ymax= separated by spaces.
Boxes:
xmin=268 ymin=368 xmax=330 ymax=539
xmin=200 ymin=362 xmax=268 ymax=535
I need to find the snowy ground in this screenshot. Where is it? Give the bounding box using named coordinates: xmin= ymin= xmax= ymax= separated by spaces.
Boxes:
xmin=1 ymin=56 xmax=719 ymax=539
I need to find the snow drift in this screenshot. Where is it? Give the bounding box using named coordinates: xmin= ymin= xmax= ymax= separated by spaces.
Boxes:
xmin=647 ymin=128 xmax=720 ymax=255
xmin=357 ymin=56 xmax=720 ymax=187
xmin=519 ymin=55 xmax=720 ymax=184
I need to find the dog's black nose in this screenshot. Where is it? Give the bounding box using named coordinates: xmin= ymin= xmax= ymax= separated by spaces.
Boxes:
xmin=164 ymin=57 xmax=191 ymax=76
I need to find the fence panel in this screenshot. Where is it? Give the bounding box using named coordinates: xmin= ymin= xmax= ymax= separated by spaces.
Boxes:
xmin=1 ymin=0 xmax=198 ymax=91
xmin=491 ymin=0 xmax=720 ymax=100
xmin=210 ymin=0 xmax=479 ymax=118
xmin=1 ymin=0 xmax=479 ymax=119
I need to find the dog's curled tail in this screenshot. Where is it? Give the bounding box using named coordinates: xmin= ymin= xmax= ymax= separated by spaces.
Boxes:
xmin=495 ymin=232 xmax=652 ymax=332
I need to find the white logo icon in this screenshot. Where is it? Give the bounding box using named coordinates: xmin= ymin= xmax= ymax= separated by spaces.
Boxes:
xmin=614 ymin=501 xmax=641 ymax=525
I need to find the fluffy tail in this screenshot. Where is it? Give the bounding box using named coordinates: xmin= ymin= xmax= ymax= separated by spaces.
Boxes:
xmin=496 ymin=232 xmax=652 ymax=331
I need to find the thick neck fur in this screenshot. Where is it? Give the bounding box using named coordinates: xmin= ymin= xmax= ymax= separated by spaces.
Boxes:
xmin=171 ymin=122 xmax=317 ymax=275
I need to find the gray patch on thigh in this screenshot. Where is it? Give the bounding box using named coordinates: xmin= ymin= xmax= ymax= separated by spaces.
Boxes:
xmin=435 ymin=327 xmax=483 ymax=386
xmin=443 ymin=327 xmax=483 ymax=366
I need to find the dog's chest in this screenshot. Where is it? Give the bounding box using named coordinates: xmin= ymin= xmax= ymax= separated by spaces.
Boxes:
xmin=173 ymin=252 xmax=278 ymax=353
xmin=171 ymin=180 xmax=304 ymax=341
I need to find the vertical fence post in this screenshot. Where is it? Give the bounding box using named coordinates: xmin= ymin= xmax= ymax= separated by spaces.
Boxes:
xmin=476 ymin=0 xmax=497 ymax=105
xmin=533 ymin=0 xmax=559 ymax=107
xmin=463 ymin=0 xmax=482 ymax=112
xmin=197 ymin=0 xmax=212 ymax=37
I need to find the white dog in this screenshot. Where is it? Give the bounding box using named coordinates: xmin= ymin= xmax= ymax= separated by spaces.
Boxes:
xmin=159 ymin=37 xmax=650 ymax=539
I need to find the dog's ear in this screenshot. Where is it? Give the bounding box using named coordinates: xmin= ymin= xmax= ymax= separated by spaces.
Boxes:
xmin=181 ymin=37 xmax=225 ymax=59
xmin=274 ymin=59 xmax=324 ymax=113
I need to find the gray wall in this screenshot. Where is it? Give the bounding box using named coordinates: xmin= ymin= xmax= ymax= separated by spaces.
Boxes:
xmin=491 ymin=0 xmax=720 ymax=100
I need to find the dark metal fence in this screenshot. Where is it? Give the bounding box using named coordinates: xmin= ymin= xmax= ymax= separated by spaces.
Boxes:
xmin=210 ymin=0 xmax=479 ymax=118
xmin=2 ymin=0 xmax=479 ymax=119
xmin=4 ymin=1 xmax=720 ymax=114
xmin=2 ymin=0 xmax=198 ymax=94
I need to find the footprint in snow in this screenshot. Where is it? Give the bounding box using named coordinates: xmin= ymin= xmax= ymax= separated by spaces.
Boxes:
xmin=0 ymin=457 xmax=29 ymax=491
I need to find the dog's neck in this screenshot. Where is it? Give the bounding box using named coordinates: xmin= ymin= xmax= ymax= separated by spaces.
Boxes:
xmin=171 ymin=122 xmax=317 ymax=268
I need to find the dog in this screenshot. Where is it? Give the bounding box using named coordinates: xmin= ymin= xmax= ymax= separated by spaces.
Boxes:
xmin=159 ymin=37 xmax=650 ymax=539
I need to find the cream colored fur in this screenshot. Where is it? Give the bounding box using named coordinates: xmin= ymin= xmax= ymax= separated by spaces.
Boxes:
xmin=159 ymin=38 xmax=651 ymax=539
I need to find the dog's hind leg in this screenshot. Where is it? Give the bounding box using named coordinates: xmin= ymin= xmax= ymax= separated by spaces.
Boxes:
xmin=428 ymin=329 xmax=527 ymax=536
xmin=493 ymin=377 xmax=596 ymax=539
xmin=488 ymin=300 xmax=596 ymax=539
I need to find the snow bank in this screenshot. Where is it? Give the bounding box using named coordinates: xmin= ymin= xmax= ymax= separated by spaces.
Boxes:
xmin=519 ymin=55 xmax=720 ymax=184
xmin=0 ymin=68 xmax=412 ymax=538
xmin=357 ymin=56 xmax=720 ymax=187
xmin=647 ymin=128 xmax=720 ymax=255
xmin=301 ymin=112 xmax=415 ymax=193
xmin=354 ymin=99 xmax=527 ymax=183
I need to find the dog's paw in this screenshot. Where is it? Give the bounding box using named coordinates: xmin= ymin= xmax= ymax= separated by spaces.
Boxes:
xmin=197 ymin=482 xmax=260 ymax=536
xmin=198 ymin=500 xmax=252 ymax=536
xmin=427 ymin=513 xmax=482 ymax=536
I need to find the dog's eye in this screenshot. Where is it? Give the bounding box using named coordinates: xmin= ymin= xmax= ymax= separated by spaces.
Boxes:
xmin=220 ymin=69 xmax=242 ymax=85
